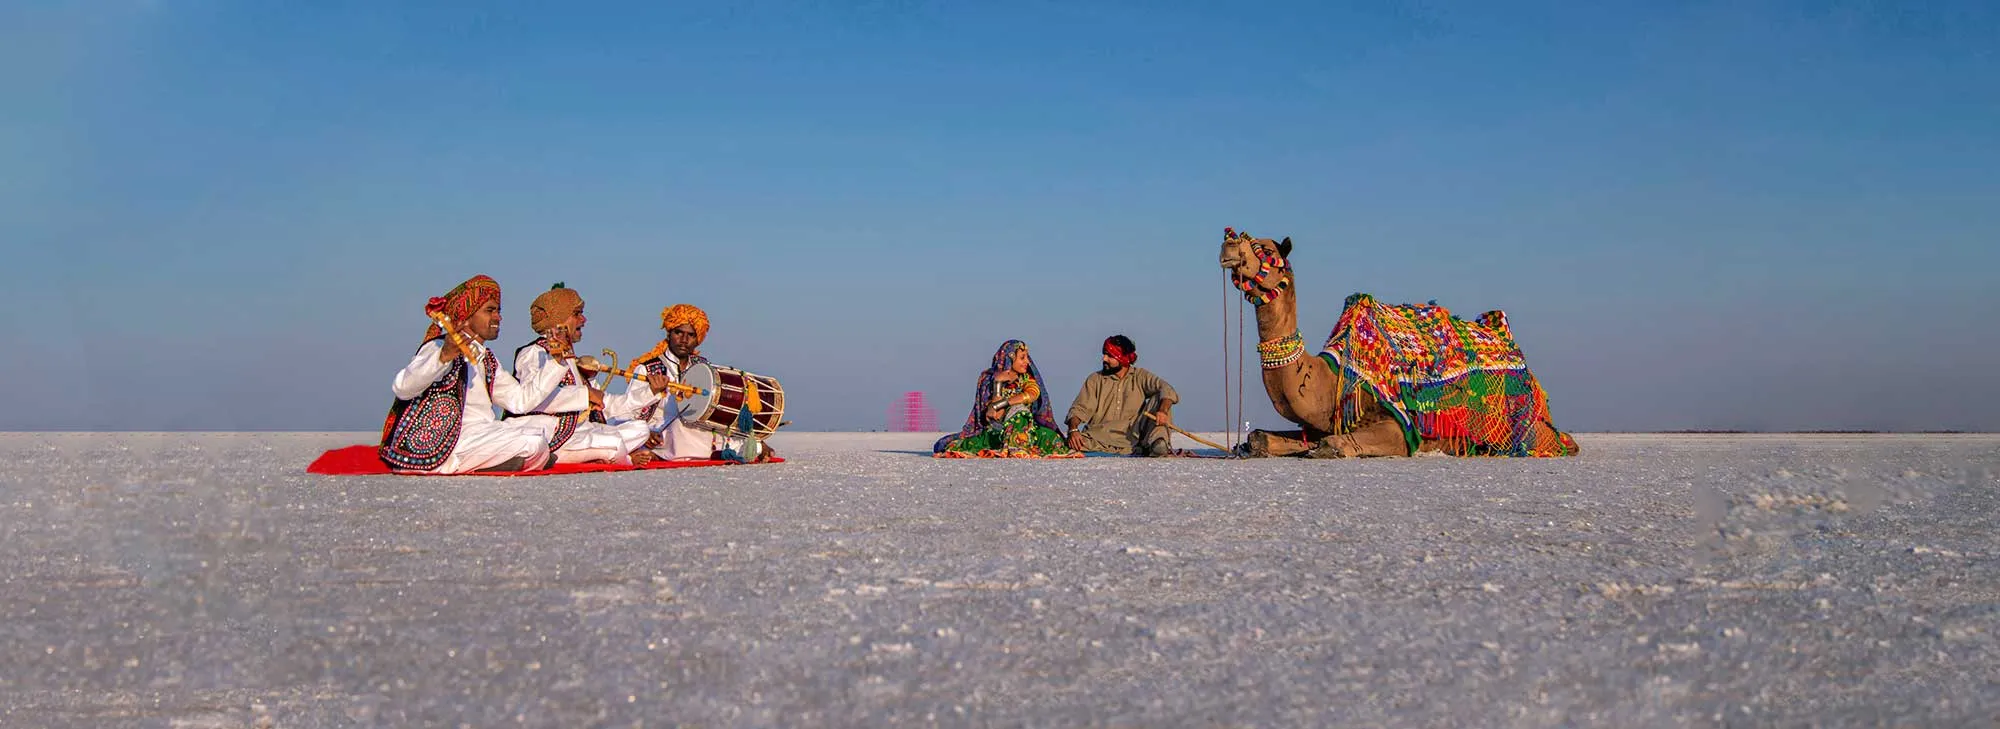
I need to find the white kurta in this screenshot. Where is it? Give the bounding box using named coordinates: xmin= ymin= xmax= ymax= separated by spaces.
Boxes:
xmin=390 ymin=339 xmax=573 ymax=474
xmin=512 ymin=342 xmax=652 ymax=465
xmin=604 ymin=351 xmax=745 ymax=461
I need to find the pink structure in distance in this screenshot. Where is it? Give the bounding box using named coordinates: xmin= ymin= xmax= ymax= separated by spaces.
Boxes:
xmin=887 ymin=391 xmax=939 ymax=432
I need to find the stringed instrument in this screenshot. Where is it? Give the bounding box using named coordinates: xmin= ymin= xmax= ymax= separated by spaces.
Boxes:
xmin=568 ymin=342 xmax=710 ymax=400
xmin=426 ymin=310 xmax=482 ymax=364
xmin=542 ymin=323 xmax=581 ymax=361
xmin=574 ymin=356 xmax=708 ymax=400
xmin=541 ymin=323 xmax=607 ymax=420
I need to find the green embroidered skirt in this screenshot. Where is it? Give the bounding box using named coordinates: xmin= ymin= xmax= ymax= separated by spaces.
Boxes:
xmin=938 ymin=409 xmax=1080 ymax=459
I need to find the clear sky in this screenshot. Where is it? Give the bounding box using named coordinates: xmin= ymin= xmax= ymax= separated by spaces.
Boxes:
xmin=4 ymin=1 xmax=1997 ymax=432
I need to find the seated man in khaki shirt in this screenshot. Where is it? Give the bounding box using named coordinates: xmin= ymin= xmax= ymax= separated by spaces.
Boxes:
xmin=1064 ymin=335 xmax=1179 ymax=457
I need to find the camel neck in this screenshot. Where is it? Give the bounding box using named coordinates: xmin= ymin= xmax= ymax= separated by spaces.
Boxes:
xmin=1251 ymin=289 xmax=1301 ymax=344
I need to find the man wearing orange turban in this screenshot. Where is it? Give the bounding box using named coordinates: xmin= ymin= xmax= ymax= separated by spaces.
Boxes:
xmin=381 ymin=275 xmax=589 ymax=474
xmin=659 ymin=303 xmax=710 ymax=358
xmin=507 ymin=283 xmax=655 ymax=466
xmin=605 ymin=303 xmax=774 ymax=462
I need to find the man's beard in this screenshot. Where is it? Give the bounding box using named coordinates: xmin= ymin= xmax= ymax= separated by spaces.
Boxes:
xmin=1100 ymin=362 xmax=1123 ymax=376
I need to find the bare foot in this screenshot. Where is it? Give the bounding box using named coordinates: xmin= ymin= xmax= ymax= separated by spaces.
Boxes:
xmin=473 ymin=456 xmax=529 ymax=473
xmin=630 ymin=450 xmax=656 ymax=466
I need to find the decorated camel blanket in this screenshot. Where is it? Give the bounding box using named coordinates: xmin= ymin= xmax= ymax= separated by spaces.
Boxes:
xmin=1319 ymin=293 xmax=1577 ymax=457
xmin=306 ymin=445 xmax=782 ymax=476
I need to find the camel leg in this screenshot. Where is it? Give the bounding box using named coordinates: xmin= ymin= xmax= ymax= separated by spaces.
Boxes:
xmin=1245 ymin=429 xmax=1316 ymax=458
xmin=1305 ymin=418 xmax=1410 ymax=458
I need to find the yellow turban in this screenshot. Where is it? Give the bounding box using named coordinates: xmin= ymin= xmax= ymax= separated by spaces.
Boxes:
xmin=529 ymin=283 xmax=583 ymax=335
xmin=660 ymin=304 xmax=710 ymax=345
xmin=638 ymin=303 xmax=710 ymax=365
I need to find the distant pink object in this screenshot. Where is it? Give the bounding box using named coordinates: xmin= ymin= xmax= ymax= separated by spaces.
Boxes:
xmin=887 ymin=391 xmax=939 ymax=432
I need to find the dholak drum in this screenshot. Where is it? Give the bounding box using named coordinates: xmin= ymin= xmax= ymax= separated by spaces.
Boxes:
xmin=676 ymin=362 xmax=786 ymax=438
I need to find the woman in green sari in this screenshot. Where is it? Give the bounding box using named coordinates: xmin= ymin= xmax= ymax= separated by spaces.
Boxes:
xmin=933 ymin=340 xmax=1080 ymax=458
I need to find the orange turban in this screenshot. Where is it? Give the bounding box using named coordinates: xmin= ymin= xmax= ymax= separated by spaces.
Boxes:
xmin=529 ymin=283 xmax=583 ymax=335
xmin=638 ymin=303 xmax=710 ymax=365
xmin=423 ymin=275 xmax=501 ymax=343
xmin=660 ymin=304 xmax=710 ymax=345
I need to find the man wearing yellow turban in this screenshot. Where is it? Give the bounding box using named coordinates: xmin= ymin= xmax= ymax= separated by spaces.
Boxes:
xmin=507 ymin=283 xmax=656 ymax=466
xmin=380 ymin=275 xmax=587 ymax=474
xmin=605 ymin=303 xmax=775 ymax=462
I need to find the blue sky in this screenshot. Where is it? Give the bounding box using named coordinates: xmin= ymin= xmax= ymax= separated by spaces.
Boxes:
xmin=4 ymin=0 xmax=1996 ymax=432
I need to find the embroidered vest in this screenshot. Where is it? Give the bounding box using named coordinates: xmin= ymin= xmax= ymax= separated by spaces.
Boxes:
xmin=509 ymin=338 xmax=601 ymax=452
xmin=379 ymin=341 xmax=497 ymax=471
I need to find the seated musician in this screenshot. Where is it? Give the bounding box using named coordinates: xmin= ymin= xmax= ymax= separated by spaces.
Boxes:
xmin=1064 ymin=335 xmax=1180 ymax=457
xmin=507 ymin=283 xmax=655 ymax=465
xmin=605 ymin=304 xmax=777 ymax=462
xmin=379 ymin=275 xmax=583 ymax=474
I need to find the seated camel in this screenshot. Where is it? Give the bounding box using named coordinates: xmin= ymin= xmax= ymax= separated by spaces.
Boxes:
xmin=1216 ymin=228 xmax=1579 ymax=458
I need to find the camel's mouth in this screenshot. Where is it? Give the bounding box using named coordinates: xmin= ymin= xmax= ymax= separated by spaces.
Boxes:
xmin=1223 ymin=244 xmax=1293 ymax=305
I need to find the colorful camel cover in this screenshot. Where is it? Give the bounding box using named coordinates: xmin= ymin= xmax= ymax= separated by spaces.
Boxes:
xmin=1319 ymin=293 xmax=1578 ymax=457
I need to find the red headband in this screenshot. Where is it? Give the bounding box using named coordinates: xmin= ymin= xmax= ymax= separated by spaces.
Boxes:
xmin=1103 ymin=339 xmax=1136 ymax=367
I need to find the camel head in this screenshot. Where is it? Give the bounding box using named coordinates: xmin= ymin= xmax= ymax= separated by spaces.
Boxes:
xmin=1217 ymin=228 xmax=1294 ymax=305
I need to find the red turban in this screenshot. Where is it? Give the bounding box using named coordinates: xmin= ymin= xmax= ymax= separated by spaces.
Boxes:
xmin=1103 ymin=336 xmax=1137 ymax=368
xmin=423 ymin=275 xmax=501 ymax=343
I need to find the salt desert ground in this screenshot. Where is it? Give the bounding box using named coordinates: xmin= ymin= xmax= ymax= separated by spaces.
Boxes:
xmin=1 ymin=431 xmax=1995 ymax=726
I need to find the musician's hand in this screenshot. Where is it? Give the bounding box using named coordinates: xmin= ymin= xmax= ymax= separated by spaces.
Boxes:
xmin=645 ymin=432 xmax=664 ymax=449
xmin=437 ymin=340 xmax=463 ymax=363
xmin=1153 ymin=411 xmax=1173 ymax=429
xmin=587 ymin=387 xmax=605 ymax=410
xmin=1066 ymin=430 xmax=1086 ymax=451
xmin=646 ymin=371 xmax=672 ymax=395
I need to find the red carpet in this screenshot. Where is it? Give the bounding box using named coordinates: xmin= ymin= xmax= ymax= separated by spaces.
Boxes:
xmin=306 ymin=444 xmax=781 ymax=476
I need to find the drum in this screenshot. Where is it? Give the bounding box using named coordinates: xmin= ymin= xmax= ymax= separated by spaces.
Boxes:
xmin=676 ymin=362 xmax=786 ymax=438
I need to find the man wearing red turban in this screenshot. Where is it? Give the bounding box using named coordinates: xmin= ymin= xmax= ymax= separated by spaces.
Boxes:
xmin=379 ymin=275 xmax=591 ymax=474
xmin=1063 ymin=335 xmax=1181 ymax=457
